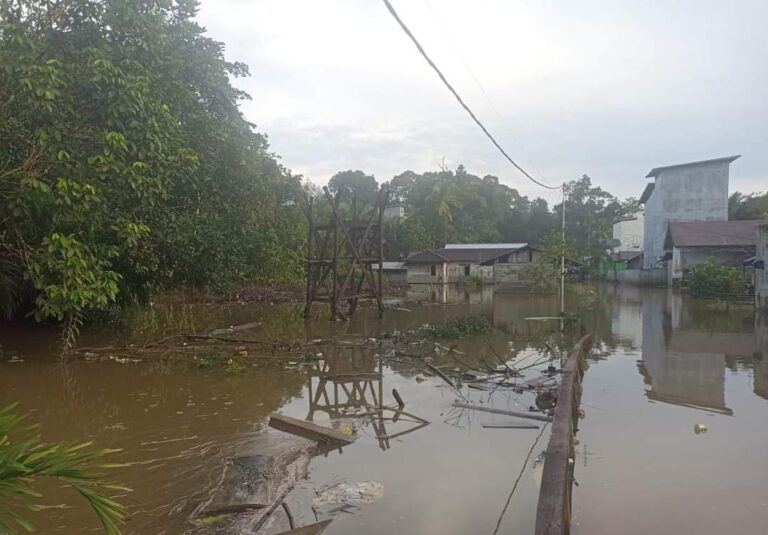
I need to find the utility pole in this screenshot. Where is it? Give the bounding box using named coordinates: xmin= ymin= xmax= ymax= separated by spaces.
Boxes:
xmin=560 ymin=182 xmax=566 ymax=316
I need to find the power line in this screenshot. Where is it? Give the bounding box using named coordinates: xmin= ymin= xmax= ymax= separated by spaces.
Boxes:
xmin=422 ymin=0 xmax=550 ymax=183
xmin=381 ymin=0 xmax=561 ymax=191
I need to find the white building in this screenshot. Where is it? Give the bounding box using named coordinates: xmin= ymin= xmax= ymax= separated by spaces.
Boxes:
xmin=613 ymin=211 xmax=644 ymax=252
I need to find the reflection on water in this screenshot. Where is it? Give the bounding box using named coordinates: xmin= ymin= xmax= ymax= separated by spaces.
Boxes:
xmin=1 ymin=285 xmax=767 ymax=534
xmin=573 ymin=287 xmax=768 ymax=535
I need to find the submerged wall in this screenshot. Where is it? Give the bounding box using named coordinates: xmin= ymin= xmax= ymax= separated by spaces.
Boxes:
xmin=606 ymin=269 xmax=668 ymax=286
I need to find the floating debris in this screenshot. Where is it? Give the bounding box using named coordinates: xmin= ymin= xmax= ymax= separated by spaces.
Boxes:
xmin=313 ymin=481 xmax=385 ymax=507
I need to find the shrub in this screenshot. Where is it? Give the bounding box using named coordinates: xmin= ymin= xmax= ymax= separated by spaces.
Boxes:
xmin=688 ymin=262 xmax=745 ymax=298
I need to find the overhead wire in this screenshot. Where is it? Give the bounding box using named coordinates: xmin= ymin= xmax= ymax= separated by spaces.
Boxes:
xmin=422 ymin=0 xmax=550 ymax=183
xmin=381 ymin=0 xmax=561 ymax=191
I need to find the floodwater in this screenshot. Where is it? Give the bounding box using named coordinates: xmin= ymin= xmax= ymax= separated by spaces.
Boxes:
xmin=0 ymin=284 xmax=766 ymax=534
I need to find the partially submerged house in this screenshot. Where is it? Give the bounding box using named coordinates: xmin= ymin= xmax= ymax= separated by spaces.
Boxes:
xmin=640 ymin=156 xmax=739 ymax=268
xmin=755 ymin=224 xmax=768 ymax=309
xmin=664 ymin=220 xmax=765 ymax=284
xmin=371 ymin=262 xmax=407 ymax=286
xmin=404 ymin=243 xmax=540 ymax=285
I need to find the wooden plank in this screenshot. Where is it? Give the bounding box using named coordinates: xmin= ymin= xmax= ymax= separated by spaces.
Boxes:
xmin=269 ymin=414 xmax=356 ymax=445
xmin=534 ymin=334 xmax=592 ymax=535
xmin=452 ymin=401 xmax=552 ymax=422
xmin=481 ymin=422 xmax=540 ymax=429
xmin=274 ymin=519 xmax=333 ymax=535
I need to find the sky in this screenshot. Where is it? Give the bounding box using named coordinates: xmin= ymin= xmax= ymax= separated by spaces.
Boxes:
xmin=196 ymin=0 xmax=768 ymax=203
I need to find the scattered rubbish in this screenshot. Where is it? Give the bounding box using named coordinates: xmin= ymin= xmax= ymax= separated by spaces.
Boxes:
xmin=194 ymin=446 xmax=314 ymax=532
xmin=452 ymin=401 xmax=552 ymax=422
xmin=415 ymin=373 xmax=426 ymax=383
xmin=535 ymin=390 xmax=558 ymax=411
xmin=209 ymin=321 xmax=261 ymax=336
xmin=313 ymin=481 xmax=385 ymax=507
xmin=694 ymin=423 xmax=708 ymax=434
xmin=481 ymin=422 xmax=540 ymax=429
xmin=269 ymin=414 xmax=356 ymax=445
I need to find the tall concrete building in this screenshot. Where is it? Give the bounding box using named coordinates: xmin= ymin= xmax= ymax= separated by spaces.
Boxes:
xmin=639 ymin=155 xmax=739 ymax=269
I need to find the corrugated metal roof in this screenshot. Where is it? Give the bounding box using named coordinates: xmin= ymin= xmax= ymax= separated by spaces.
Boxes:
xmin=645 ymin=155 xmax=740 ymax=178
xmin=405 ymin=245 xmax=532 ymax=264
xmin=610 ymin=251 xmax=643 ymax=262
xmin=444 ymin=243 xmax=527 ymax=250
xmin=665 ymin=220 xmax=766 ymax=248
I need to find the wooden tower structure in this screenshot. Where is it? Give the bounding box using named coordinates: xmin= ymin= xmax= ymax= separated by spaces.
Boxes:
xmin=302 ymin=187 xmax=386 ymax=320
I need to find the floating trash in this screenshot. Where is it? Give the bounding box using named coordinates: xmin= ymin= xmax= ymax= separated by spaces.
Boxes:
xmin=313 ymin=481 xmax=385 ymax=506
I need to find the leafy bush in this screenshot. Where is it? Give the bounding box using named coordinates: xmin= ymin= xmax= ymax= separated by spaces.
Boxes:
xmin=0 ymin=403 xmax=127 ymax=534
xmin=688 ymin=262 xmax=745 ymax=298
xmin=420 ymin=316 xmax=491 ymax=339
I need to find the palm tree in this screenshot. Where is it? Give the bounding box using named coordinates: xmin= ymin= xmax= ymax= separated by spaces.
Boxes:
xmin=428 ymin=179 xmax=464 ymax=244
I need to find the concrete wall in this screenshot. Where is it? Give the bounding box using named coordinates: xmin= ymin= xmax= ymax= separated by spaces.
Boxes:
xmin=670 ymin=246 xmax=755 ymax=282
xmin=756 ymin=226 xmax=768 ymax=309
xmin=493 ymin=249 xmax=541 ymax=284
xmin=642 ymin=161 xmax=730 ymax=268
xmin=606 ymin=268 xmax=667 ymax=286
xmin=613 ymin=211 xmax=644 ymax=252
xmin=406 ymin=262 xmax=493 ymax=284
xmin=406 ymin=263 xmax=446 ymax=284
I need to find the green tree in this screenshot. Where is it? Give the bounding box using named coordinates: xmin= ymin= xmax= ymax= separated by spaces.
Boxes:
xmin=327 ymin=170 xmax=379 ymax=204
xmin=729 ymin=191 xmax=768 ymax=220
xmin=0 ymin=0 xmax=304 ymax=321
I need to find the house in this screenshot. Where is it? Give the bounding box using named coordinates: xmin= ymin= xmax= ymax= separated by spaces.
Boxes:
xmin=640 ymin=156 xmax=739 ymax=268
xmin=608 ymin=250 xmax=644 ymax=271
xmin=663 ymin=220 xmax=765 ymax=284
xmin=613 ymin=210 xmax=644 ymax=254
xmin=383 ymin=204 xmax=406 ymax=220
xmin=404 ymin=243 xmax=539 ymax=285
xmin=755 ymin=224 xmax=768 ymax=309
xmin=371 ymin=262 xmax=407 ymax=286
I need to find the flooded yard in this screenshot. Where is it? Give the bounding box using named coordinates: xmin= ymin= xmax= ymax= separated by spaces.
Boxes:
xmin=1 ymin=284 xmax=766 ymax=534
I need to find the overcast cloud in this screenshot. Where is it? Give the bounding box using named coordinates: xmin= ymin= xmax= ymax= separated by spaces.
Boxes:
xmin=196 ymin=0 xmax=768 ymax=203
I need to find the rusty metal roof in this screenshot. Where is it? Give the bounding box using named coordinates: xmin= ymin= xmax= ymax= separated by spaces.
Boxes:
xmin=665 ymin=220 xmax=766 ymax=248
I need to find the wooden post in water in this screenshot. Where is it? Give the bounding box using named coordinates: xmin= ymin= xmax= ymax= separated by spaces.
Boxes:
xmin=534 ymin=334 xmax=592 ymax=535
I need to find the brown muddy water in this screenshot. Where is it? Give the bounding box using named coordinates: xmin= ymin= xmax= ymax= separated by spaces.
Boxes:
xmin=1 ymin=284 xmax=766 ymax=534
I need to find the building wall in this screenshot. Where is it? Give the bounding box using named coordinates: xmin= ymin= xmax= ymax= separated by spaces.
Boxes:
xmin=670 ymin=246 xmax=755 ymax=282
xmin=756 ymin=226 xmax=768 ymax=309
xmin=493 ymin=249 xmax=541 ymax=284
xmin=606 ymin=268 xmax=667 ymax=285
xmin=642 ymin=161 xmax=730 ymax=268
xmin=613 ymin=212 xmax=644 ymax=252
xmin=406 ymin=262 xmax=493 ymax=284
xmin=406 ymin=263 xmax=445 ymax=284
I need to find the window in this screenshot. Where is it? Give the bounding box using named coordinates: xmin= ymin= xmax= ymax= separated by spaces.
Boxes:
xmin=464 ymin=265 xmax=471 ymax=276
xmin=430 ymin=264 xmax=436 ymax=276
xmin=528 ymin=249 xmax=534 ymax=262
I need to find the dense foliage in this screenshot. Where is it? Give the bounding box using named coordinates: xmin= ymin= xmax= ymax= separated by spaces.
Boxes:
xmin=729 ymin=191 xmax=768 ymax=220
xmin=0 ymin=0 xmax=305 ymax=321
xmin=688 ymin=261 xmax=746 ymax=298
xmin=331 ymin=166 xmax=634 ymax=272
xmin=0 ymin=403 xmax=126 ymax=534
